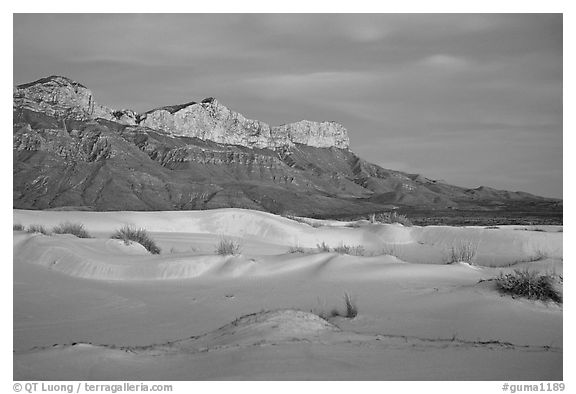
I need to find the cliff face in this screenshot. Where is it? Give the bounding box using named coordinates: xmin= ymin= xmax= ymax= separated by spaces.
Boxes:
xmin=139 ymin=99 xmax=351 ymax=149
xmin=15 ymin=76 xmax=350 ymax=150
xmin=140 ymin=98 xmax=291 ymax=149
xmin=13 ymin=76 xmax=139 ymax=125
xmin=274 ymin=120 xmax=349 ymax=149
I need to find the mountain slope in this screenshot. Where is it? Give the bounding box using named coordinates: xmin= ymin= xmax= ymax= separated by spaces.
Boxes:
xmin=13 ymin=76 xmax=561 ymax=217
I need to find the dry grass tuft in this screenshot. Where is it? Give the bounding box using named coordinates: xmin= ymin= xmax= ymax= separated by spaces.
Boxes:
xmin=288 ymin=245 xmax=305 ymax=253
xmin=53 ymin=222 xmax=92 ymax=238
xmin=319 ymin=293 xmax=359 ymax=320
xmin=316 ymin=242 xmax=331 ymax=252
xmin=111 ymin=225 xmax=161 ymax=254
xmin=215 ymin=237 xmax=242 ymax=255
xmin=496 ymin=269 xmax=562 ymax=303
xmin=448 ymin=241 xmax=477 ymax=264
xmin=26 ymin=224 xmax=51 ymax=235
xmin=370 ymin=212 xmax=412 ymax=226
xmin=333 ymin=244 xmax=366 ymax=256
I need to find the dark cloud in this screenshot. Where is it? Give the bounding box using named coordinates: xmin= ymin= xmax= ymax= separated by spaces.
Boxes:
xmin=13 ymin=14 xmax=562 ymax=198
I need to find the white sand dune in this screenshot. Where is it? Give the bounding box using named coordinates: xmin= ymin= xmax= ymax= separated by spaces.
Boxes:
xmin=13 ymin=208 xmax=563 ymax=380
xmin=14 ymin=208 xmax=562 ymax=267
xmin=15 ymin=310 xmax=561 ymax=381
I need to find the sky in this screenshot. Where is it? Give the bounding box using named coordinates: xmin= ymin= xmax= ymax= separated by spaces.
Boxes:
xmin=13 ymin=14 xmax=563 ymax=198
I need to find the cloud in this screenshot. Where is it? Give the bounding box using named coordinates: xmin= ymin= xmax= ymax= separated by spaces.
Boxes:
xmin=238 ymin=71 xmax=380 ymax=96
xmin=420 ymin=54 xmax=471 ymax=70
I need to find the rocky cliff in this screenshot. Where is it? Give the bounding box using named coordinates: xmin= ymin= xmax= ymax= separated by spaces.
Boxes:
xmin=14 ymin=76 xmax=139 ymax=125
xmin=15 ymin=76 xmax=350 ymax=150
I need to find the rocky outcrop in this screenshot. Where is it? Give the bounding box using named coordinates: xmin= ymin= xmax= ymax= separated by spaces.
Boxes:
xmin=141 ymin=98 xmax=350 ymax=150
xmin=274 ymin=120 xmax=349 ymax=149
xmin=140 ymin=98 xmax=291 ymax=149
xmin=15 ymin=76 xmax=350 ymax=150
xmin=14 ymin=76 xmax=137 ymax=125
xmin=13 ymin=121 xmax=113 ymax=162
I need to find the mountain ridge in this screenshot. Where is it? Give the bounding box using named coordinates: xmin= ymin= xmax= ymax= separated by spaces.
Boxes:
xmin=15 ymin=75 xmax=350 ymax=150
xmin=13 ymin=75 xmax=561 ymax=219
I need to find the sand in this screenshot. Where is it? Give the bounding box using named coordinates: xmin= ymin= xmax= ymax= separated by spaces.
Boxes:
xmin=13 ymin=208 xmax=563 ymax=380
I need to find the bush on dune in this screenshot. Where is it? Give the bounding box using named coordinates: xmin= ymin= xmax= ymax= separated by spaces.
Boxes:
xmin=448 ymin=241 xmax=477 ymax=264
xmin=495 ymin=269 xmax=562 ymax=303
xmin=320 ymin=293 xmax=359 ymax=319
xmin=215 ymin=237 xmax=242 ymax=255
xmin=316 ymin=243 xmax=366 ymax=256
xmin=316 ymin=242 xmax=331 ymax=252
xmin=52 ymin=222 xmax=92 ymax=238
xmin=288 ymin=245 xmax=305 ymax=253
xmin=370 ymin=212 xmax=412 ymax=226
xmin=26 ymin=224 xmax=51 ymax=235
xmin=13 ymin=223 xmax=24 ymax=231
xmin=343 ymin=293 xmax=358 ymax=318
xmin=333 ymin=244 xmax=366 ymax=256
xmin=111 ymin=225 xmax=161 ymax=254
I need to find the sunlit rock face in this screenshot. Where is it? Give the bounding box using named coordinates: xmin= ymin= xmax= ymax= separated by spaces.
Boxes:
xmin=15 ymin=76 xmax=351 ymax=150
xmin=14 ymin=76 xmax=137 ymax=125
xmin=141 ymin=98 xmax=350 ymax=150
xmin=140 ymin=98 xmax=288 ymax=149
xmin=273 ymin=120 xmax=350 ymax=149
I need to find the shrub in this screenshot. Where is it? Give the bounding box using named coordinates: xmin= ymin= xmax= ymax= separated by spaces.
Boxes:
xmin=215 ymin=237 xmax=242 ymax=255
xmin=448 ymin=241 xmax=477 ymax=264
xmin=26 ymin=224 xmax=51 ymax=235
xmin=370 ymin=212 xmax=412 ymax=226
xmin=343 ymin=293 xmax=358 ymax=318
xmin=316 ymin=242 xmax=331 ymax=252
xmin=495 ymin=269 xmax=562 ymax=303
xmin=52 ymin=222 xmax=92 ymax=238
xmin=13 ymin=223 xmax=24 ymax=231
xmin=333 ymin=244 xmax=350 ymax=254
xmin=288 ymin=245 xmax=305 ymax=253
xmin=322 ymin=293 xmax=359 ymax=319
xmin=111 ymin=225 xmax=161 ymax=254
xmin=333 ymin=244 xmax=366 ymax=256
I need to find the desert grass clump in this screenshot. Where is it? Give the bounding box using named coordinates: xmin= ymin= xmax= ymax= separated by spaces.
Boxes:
xmin=316 ymin=242 xmax=331 ymax=252
xmin=495 ymin=269 xmax=562 ymax=303
xmin=370 ymin=212 xmax=412 ymax=226
xmin=215 ymin=237 xmax=242 ymax=255
xmin=319 ymin=293 xmax=359 ymax=320
xmin=52 ymin=222 xmax=92 ymax=238
xmin=288 ymin=245 xmax=305 ymax=253
xmin=13 ymin=223 xmax=24 ymax=231
xmin=26 ymin=224 xmax=51 ymax=235
xmin=111 ymin=225 xmax=161 ymax=254
xmin=448 ymin=241 xmax=477 ymax=264
xmin=333 ymin=244 xmax=366 ymax=256
xmin=343 ymin=293 xmax=358 ymax=318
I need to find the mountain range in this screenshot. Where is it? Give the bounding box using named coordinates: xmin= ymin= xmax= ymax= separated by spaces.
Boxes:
xmin=13 ymin=75 xmax=561 ymax=219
